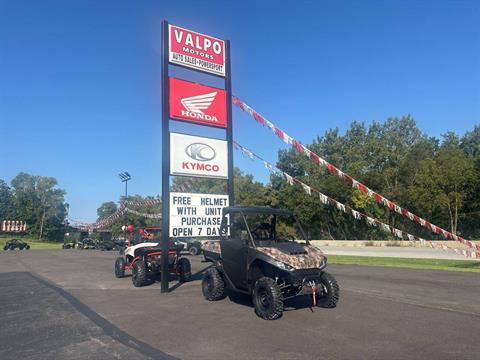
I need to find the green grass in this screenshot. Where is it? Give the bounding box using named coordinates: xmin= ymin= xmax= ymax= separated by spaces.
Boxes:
xmin=328 ymin=255 xmax=480 ymax=273
xmin=0 ymin=236 xmax=62 ymax=250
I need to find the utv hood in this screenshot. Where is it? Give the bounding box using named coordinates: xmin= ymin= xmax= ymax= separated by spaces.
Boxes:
xmin=256 ymin=244 xmax=325 ymax=270
xmin=202 ymin=241 xmax=326 ymax=270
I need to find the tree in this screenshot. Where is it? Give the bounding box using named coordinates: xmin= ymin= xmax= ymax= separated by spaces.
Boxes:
xmin=0 ymin=179 xmax=14 ymax=220
xmin=461 ymin=125 xmax=480 ymax=159
xmin=408 ymin=144 xmax=476 ymax=235
xmin=10 ymin=172 xmax=67 ymax=241
xmin=97 ymin=201 xmax=118 ymax=221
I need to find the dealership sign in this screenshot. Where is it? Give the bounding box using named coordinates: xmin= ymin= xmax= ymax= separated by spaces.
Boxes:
xmin=170 ymin=77 xmax=226 ymax=128
xmin=170 ymin=192 xmax=228 ymax=237
xmin=169 ymin=24 xmax=225 ymax=77
xmin=170 ymin=132 xmax=228 ymax=179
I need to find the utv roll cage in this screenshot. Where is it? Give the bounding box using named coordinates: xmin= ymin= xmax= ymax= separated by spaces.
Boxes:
xmin=220 ymin=206 xmax=310 ymax=247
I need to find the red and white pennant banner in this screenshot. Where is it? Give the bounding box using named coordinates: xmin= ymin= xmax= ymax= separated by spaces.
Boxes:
xmin=232 ymin=97 xmax=479 ymax=253
xmin=125 ymin=208 xmax=161 ymax=219
xmin=234 ymin=141 xmax=479 ymax=259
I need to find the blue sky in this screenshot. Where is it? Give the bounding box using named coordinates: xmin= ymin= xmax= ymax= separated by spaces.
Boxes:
xmin=1 ymin=0 xmax=479 ymax=222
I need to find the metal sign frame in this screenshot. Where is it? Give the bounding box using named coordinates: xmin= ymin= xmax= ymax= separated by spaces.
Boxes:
xmin=161 ymin=20 xmax=234 ymax=293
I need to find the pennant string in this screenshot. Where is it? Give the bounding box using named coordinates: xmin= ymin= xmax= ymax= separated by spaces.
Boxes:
xmin=232 ymin=141 xmax=479 ymax=259
xmin=233 ymin=97 xmax=479 ymax=252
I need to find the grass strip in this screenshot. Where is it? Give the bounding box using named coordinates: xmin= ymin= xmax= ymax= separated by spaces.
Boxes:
xmin=328 ymin=255 xmax=480 ymax=273
xmin=0 ymin=236 xmax=61 ymax=250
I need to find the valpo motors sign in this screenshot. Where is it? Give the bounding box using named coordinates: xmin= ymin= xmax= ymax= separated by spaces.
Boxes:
xmin=170 ymin=78 xmax=226 ymax=128
xmin=169 ymin=24 xmax=225 ymax=77
xmin=170 ymin=132 xmax=228 ymax=179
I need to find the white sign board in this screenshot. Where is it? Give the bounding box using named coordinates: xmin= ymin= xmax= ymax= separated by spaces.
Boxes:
xmin=170 ymin=192 xmax=228 ymax=238
xmin=170 ymin=132 xmax=228 ymax=179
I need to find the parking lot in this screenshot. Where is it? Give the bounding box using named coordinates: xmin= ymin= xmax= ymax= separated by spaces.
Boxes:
xmin=0 ymin=250 xmax=479 ymax=360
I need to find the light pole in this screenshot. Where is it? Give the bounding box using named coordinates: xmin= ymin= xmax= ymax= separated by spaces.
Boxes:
xmin=119 ymin=172 xmax=131 ymax=242
xmin=119 ymin=172 xmax=131 ymax=201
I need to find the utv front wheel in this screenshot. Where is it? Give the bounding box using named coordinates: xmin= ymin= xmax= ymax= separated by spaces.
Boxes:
xmin=253 ymin=277 xmax=283 ymax=320
xmin=115 ymin=257 xmax=126 ymax=278
xmin=202 ymin=267 xmax=226 ymax=301
xmin=316 ymin=272 xmax=340 ymax=308
xmin=132 ymin=261 xmax=149 ymax=287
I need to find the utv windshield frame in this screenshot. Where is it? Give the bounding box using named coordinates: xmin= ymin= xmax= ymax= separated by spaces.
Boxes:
xmin=220 ymin=206 xmax=309 ymax=247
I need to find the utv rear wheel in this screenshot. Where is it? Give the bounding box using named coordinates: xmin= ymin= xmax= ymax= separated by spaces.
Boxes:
xmin=253 ymin=277 xmax=283 ymax=320
xmin=188 ymin=245 xmax=199 ymax=256
xmin=115 ymin=257 xmax=126 ymax=278
xmin=132 ymin=261 xmax=149 ymax=287
xmin=316 ymin=272 xmax=340 ymax=308
xmin=178 ymin=258 xmax=191 ymax=283
xmin=202 ymin=267 xmax=226 ymax=301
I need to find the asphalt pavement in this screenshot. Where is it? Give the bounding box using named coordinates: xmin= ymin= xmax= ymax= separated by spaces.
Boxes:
xmin=0 ymin=250 xmax=479 ymax=360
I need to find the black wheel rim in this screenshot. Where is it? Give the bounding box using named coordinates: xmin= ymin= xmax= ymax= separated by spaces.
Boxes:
xmin=203 ymin=274 xmax=213 ymax=293
xmin=256 ymin=286 xmax=272 ymax=311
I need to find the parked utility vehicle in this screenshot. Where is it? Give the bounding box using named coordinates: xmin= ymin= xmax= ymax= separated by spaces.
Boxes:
xmin=176 ymin=238 xmax=202 ymax=256
xmin=202 ymin=206 xmax=339 ymax=320
xmin=114 ymin=227 xmax=191 ymax=286
xmin=3 ymin=239 xmax=30 ymax=251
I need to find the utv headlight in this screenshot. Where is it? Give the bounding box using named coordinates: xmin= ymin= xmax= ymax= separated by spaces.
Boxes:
xmin=275 ymin=261 xmax=295 ymax=271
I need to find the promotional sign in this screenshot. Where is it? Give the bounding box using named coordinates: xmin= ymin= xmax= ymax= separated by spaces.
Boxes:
xmin=170 ymin=192 xmax=228 ymax=237
xmin=170 ymin=132 xmax=228 ymax=179
xmin=1 ymin=220 xmax=27 ymax=232
xmin=169 ymin=24 xmax=225 ymax=77
xmin=170 ymin=77 xmax=227 ymax=128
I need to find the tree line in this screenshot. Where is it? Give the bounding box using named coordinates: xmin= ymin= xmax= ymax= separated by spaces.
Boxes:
xmin=0 ymin=173 xmax=68 ymax=241
xmin=3 ymin=118 xmax=479 ymax=241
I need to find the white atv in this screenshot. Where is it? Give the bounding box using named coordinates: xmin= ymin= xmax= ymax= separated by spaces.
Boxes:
xmin=114 ymin=241 xmax=191 ymax=287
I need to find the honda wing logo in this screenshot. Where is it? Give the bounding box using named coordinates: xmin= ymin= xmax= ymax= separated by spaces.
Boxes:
xmin=185 ymin=143 xmax=216 ymax=161
xmin=181 ymin=92 xmax=217 ymax=114
xmin=170 ymin=78 xmax=226 ymax=128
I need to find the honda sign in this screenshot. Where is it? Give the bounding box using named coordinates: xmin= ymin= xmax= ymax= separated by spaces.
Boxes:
xmin=169 ymin=24 xmax=225 ymax=77
xmin=170 ymin=132 xmax=228 ymax=179
xmin=170 ymin=78 xmax=227 ymax=128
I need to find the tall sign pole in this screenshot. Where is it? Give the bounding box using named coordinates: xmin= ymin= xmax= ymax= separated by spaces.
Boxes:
xmin=160 ymin=20 xmax=171 ymax=293
xmin=225 ymin=40 xmax=235 ymax=206
xmin=161 ymin=20 xmax=233 ymax=293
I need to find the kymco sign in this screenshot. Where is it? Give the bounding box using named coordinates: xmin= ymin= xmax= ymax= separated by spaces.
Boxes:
xmin=170 ymin=78 xmax=226 ymax=128
xmin=169 ymin=24 xmax=225 ymax=77
xmin=170 ymin=132 xmax=228 ymax=179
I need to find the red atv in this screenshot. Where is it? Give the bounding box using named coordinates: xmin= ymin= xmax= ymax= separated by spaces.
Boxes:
xmin=114 ymin=227 xmax=191 ymax=287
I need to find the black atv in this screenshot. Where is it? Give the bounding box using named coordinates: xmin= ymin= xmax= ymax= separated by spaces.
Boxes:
xmin=76 ymin=237 xmax=97 ymax=250
xmin=202 ymin=206 xmax=339 ymax=320
xmin=3 ymin=239 xmax=30 ymax=251
xmin=97 ymin=239 xmax=116 ymax=251
xmin=114 ymin=240 xmax=191 ymax=287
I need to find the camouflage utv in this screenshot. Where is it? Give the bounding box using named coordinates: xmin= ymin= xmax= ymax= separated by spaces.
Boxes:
xmin=202 ymin=206 xmax=339 ymax=320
